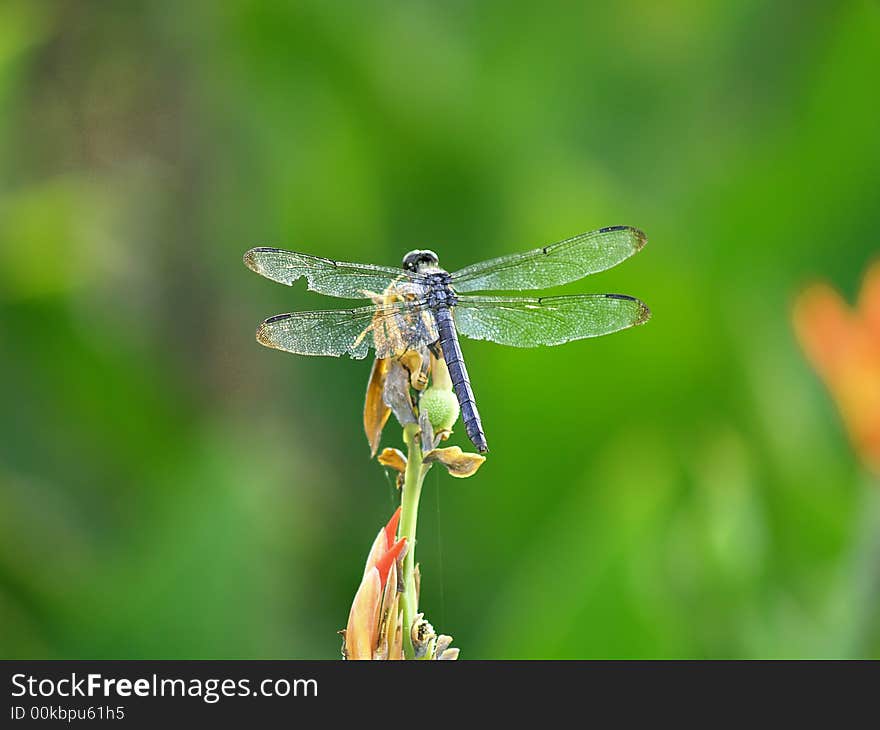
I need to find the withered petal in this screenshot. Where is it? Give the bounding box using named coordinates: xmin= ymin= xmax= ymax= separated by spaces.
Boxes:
xmin=432 ymin=634 xmax=459 ymax=660
xmin=434 ymin=635 xmax=453 ymax=655
xmin=410 ymin=613 xmax=436 ymax=660
xmin=364 ymin=358 xmax=392 ymax=457
xmin=419 ymin=407 xmax=435 ymax=453
xmin=377 ymin=447 xmax=407 ymax=474
xmin=424 ymin=446 xmax=487 ymax=478
xmin=433 ymin=427 xmax=452 ymax=445
xmin=383 ymin=359 xmax=418 ymax=426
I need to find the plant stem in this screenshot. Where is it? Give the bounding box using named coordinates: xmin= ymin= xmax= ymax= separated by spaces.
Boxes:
xmin=399 ymin=422 xmax=429 ymax=659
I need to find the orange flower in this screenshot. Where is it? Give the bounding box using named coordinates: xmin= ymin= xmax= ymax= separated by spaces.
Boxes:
xmin=793 ymin=262 xmax=880 ymax=473
xmin=343 ymin=508 xmax=407 ymax=660
xmin=341 ymin=507 xmax=460 ymax=660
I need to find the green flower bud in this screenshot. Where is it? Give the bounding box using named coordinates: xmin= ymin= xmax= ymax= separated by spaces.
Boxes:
xmin=419 ymin=386 xmax=460 ymax=432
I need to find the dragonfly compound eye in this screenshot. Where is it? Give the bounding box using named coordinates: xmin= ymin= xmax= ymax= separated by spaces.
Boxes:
xmin=402 ymin=249 xmax=440 ymax=272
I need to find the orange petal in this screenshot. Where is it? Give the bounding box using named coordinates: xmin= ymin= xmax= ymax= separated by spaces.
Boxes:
xmin=344 ymin=568 xmax=382 ymax=660
xmin=374 ymin=537 xmax=407 ymax=589
xmin=859 ymin=261 xmax=880 ymax=340
xmin=364 ymin=508 xmax=404 ymax=577
xmin=794 ymin=274 xmax=880 ymax=475
xmin=384 ymin=506 xmax=402 ymax=549
xmin=363 ymin=526 xmax=387 ymax=578
xmin=793 ymin=283 xmax=856 ymax=378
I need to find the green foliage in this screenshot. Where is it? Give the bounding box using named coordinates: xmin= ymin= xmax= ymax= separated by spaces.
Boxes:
xmin=1 ymin=0 xmax=879 ymax=658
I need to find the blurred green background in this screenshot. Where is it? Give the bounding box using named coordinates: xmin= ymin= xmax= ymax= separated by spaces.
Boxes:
xmin=2 ymin=0 xmax=879 ymax=659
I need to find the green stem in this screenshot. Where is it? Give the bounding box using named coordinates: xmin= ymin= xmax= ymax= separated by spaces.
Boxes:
xmin=399 ymin=422 xmax=430 ymax=659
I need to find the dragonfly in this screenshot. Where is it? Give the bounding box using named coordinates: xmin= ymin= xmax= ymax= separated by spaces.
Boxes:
xmin=244 ymin=225 xmax=650 ymax=453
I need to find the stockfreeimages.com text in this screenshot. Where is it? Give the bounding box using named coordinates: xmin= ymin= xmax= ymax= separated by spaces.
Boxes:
xmin=11 ymin=673 xmax=317 ymax=704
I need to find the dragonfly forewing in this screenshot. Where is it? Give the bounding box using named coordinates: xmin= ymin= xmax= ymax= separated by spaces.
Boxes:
xmin=244 ymin=247 xmax=418 ymax=300
xmin=450 ymin=226 xmax=646 ymax=293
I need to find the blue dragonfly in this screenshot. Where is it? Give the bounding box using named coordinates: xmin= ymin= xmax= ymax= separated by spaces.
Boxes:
xmin=244 ymin=225 xmax=650 ymax=453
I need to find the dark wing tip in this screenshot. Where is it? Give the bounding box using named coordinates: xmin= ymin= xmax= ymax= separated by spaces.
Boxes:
xmin=256 ymin=313 xmax=291 ymax=347
xmin=243 ymin=247 xmax=283 ymax=274
xmin=263 ymin=313 xmax=293 ymax=324
xmin=605 ymin=293 xmax=652 ymax=325
xmin=243 ymin=248 xmax=260 ymax=273
xmin=631 ymin=227 xmax=648 ymax=252
xmin=597 ymin=225 xmax=647 ymax=252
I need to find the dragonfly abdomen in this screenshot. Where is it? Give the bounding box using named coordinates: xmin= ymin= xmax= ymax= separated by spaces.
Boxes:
xmin=433 ymin=306 xmax=488 ymax=453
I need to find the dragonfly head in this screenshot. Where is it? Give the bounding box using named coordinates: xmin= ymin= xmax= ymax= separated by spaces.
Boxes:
xmin=402 ymin=249 xmax=440 ymax=273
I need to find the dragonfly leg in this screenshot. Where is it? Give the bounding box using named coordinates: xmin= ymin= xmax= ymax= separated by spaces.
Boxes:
xmin=352 ymin=321 xmax=375 ymax=349
xmin=362 ymin=289 xmax=385 ymax=305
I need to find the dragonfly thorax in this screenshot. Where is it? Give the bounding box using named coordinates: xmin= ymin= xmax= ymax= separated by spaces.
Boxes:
xmin=424 ymin=271 xmax=457 ymax=309
xmin=402 ymin=249 xmax=440 ymax=273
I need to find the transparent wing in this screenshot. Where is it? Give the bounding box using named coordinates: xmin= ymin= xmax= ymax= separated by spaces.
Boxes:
xmin=450 ymin=226 xmax=646 ymax=293
xmin=454 ymin=293 xmax=650 ymax=347
xmin=244 ymin=247 xmax=418 ymax=300
xmin=256 ymin=301 xmax=438 ymax=359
